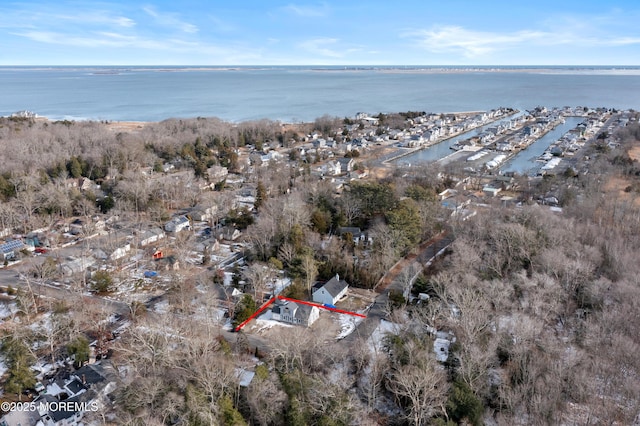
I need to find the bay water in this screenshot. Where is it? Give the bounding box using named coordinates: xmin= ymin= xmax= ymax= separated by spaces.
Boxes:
xmin=1 ymin=66 xmax=639 ymax=123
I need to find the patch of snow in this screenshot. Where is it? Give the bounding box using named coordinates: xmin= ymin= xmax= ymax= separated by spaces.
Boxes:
xmin=252 ymin=310 xmax=292 ymax=333
xmin=221 ymin=318 xmax=234 ymax=331
xmin=335 ymin=313 xmax=365 ymax=340
xmin=46 ymin=381 xmax=65 ymax=396
xmin=235 ymin=368 xmax=255 ymax=387
xmin=368 ymin=319 xmax=401 ymax=353
xmin=192 ymin=305 xmax=226 ymax=324
xmin=0 ymin=301 xmax=17 ymax=319
xmin=266 ymin=277 xmax=292 ymax=296
xmin=112 ymin=320 xmax=131 ymax=335
xmin=153 ymin=299 xmax=170 ymax=314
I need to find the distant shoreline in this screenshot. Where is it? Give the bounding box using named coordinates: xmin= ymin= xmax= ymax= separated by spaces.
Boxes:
xmin=26 ymin=111 xmax=492 ymax=130
xmin=2 ymin=65 xmax=640 ymax=76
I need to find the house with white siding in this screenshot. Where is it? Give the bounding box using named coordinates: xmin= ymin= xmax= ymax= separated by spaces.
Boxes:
xmin=165 ymin=216 xmax=191 ymax=233
xmin=312 ymin=274 xmax=349 ymax=306
xmin=271 ymin=299 xmax=319 ymax=327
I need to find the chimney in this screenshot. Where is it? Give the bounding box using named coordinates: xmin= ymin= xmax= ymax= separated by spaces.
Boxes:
xmin=335 ymin=273 xmax=339 ymax=281
xmin=82 ymin=374 xmax=86 ymax=385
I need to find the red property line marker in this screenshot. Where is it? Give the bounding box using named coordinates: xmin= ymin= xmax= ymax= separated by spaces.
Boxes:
xmin=234 ymin=295 xmax=366 ymax=332
xmin=277 ymin=296 xmax=367 ymax=318
xmin=234 ymin=296 xmax=276 ymax=332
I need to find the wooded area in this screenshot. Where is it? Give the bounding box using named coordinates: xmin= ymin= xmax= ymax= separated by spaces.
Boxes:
xmin=1 ymin=113 xmax=639 ymax=425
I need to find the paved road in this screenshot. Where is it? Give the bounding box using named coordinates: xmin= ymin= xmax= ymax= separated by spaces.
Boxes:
xmin=342 ymin=230 xmax=454 ymax=344
xmin=1 ymin=230 xmax=453 ymax=353
xmin=1 ymin=252 xmax=272 ymax=355
xmin=0 ymin=264 xmax=131 ymax=317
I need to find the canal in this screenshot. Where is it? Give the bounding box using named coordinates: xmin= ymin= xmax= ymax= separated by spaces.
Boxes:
xmin=397 ymin=111 xmax=524 ymax=164
xmin=500 ymin=116 xmax=584 ymax=175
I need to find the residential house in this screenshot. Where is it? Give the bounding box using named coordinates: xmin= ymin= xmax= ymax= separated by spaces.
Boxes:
xmin=37 ymin=394 xmax=84 ymax=425
xmin=38 ymin=361 xmax=118 ymax=426
xmin=69 ymin=218 xmax=88 ymax=235
xmin=312 ymin=138 xmax=326 ymax=148
xmin=92 ymin=241 xmax=131 ymax=262
xmin=79 ymin=177 xmax=96 ymax=192
xmin=441 ymin=195 xmax=471 ymax=215
xmin=438 ymin=188 xmax=458 ymax=201
xmin=60 ymin=256 xmax=96 ymax=276
xmin=496 ymin=141 xmax=513 ymax=152
xmin=217 ymin=226 xmax=241 ymax=242
xmin=260 ymin=151 xmax=283 ymax=165
xmin=138 ymin=228 xmax=166 ymax=247
xmin=348 ymin=169 xmax=368 ymax=180
xmin=312 ymin=274 xmax=349 ymax=306
xmin=434 ymin=331 xmax=456 ymax=362
xmin=0 ymin=228 xmax=11 ymax=239
xmin=164 ymin=216 xmax=191 ymax=233
xmin=321 ymin=160 xmax=342 ymax=176
xmin=0 ymin=408 xmax=41 ymax=426
xmin=337 ymin=227 xmax=371 ymax=246
xmin=190 ymin=203 xmax=219 ymax=222
xmin=207 ymin=165 xmax=228 ymax=183
xmin=0 ymin=240 xmax=26 ymax=261
xmin=271 ymin=299 xmax=319 ymax=327
xmin=482 ymin=185 xmax=502 ymax=197
xmin=155 ymin=255 xmax=180 ymax=271
xmin=337 ymin=157 xmax=355 ymax=174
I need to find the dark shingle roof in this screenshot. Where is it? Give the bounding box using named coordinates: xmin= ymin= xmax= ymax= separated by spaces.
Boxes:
xmin=294 ymin=303 xmax=316 ymax=322
xmin=321 ymin=275 xmax=349 ymax=298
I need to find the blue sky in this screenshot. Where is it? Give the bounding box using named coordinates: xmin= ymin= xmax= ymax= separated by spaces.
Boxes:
xmin=2 ymin=0 xmax=640 ymax=65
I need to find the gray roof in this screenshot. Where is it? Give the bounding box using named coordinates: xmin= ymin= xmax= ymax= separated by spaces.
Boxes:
xmin=337 ymin=227 xmax=362 ymax=237
xmin=294 ymin=303 xmax=316 ymax=322
xmin=320 ymin=275 xmax=349 ymax=298
xmin=276 ymin=300 xmax=316 ymax=323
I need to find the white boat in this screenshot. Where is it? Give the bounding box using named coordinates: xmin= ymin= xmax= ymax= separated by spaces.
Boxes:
xmin=539 ymin=152 xmax=553 ymax=161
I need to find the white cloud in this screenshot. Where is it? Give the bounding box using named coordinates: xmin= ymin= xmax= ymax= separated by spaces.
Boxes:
xmin=406 ymin=20 xmax=640 ymax=60
xmin=14 ymin=30 xmax=168 ymax=49
xmin=207 ymin=15 xmax=236 ymax=33
xmin=608 ymin=37 xmax=640 ymax=46
xmin=299 ymin=37 xmax=343 ymax=58
xmin=407 ymin=26 xmax=547 ymax=58
xmin=142 ymin=6 xmax=198 ymax=34
xmin=0 ymin=7 xmax=136 ymax=30
xmin=284 ymin=3 xmax=329 ymax=18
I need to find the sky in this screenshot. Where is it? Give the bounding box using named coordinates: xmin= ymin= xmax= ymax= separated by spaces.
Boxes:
xmin=1 ymin=0 xmax=640 ymax=66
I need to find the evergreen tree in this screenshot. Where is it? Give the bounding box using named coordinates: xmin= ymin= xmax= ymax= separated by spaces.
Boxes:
xmin=1 ymin=336 xmax=36 ymax=397
xmin=68 ymin=156 xmax=83 ymax=178
xmin=255 ymin=181 xmax=267 ymax=211
xmin=67 ymin=336 xmax=90 ymax=368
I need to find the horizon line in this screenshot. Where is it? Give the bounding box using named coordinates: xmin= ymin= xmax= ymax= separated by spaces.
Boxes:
xmin=2 ymin=64 xmax=640 ymax=68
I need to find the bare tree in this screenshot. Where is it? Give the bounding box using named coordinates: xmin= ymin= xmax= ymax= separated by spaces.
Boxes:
xmin=387 ymin=347 xmax=449 ymax=425
xmin=340 ymin=192 xmax=362 ymax=225
xmin=245 ymin=374 xmax=287 ymax=425
xmin=301 ymin=253 xmax=318 ymax=298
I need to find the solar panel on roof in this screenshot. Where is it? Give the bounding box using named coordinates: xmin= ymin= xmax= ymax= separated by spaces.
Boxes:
xmin=0 ymin=240 xmax=24 ymax=252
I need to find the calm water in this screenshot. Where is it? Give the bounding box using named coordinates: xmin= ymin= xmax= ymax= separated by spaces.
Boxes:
xmin=1 ymin=67 xmax=640 ymax=122
xmin=500 ymin=117 xmax=584 ymax=175
xmin=398 ymin=111 xmax=525 ymax=164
